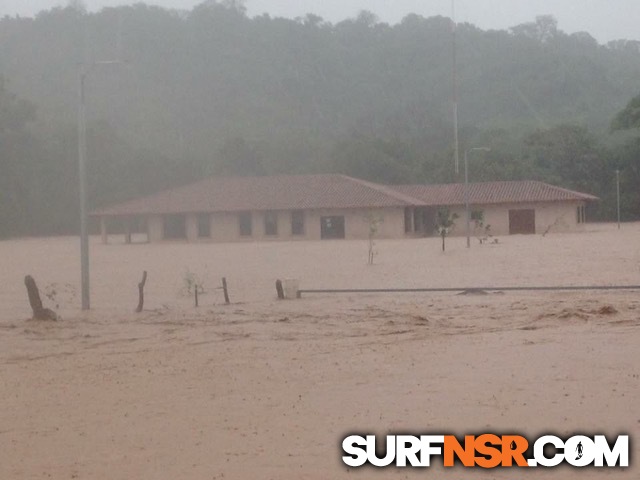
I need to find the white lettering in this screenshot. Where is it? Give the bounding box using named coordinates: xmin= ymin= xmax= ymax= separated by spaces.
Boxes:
xmin=533 ymin=435 xmax=564 ymax=467
xmin=594 ymin=435 xmax=629 ymax=467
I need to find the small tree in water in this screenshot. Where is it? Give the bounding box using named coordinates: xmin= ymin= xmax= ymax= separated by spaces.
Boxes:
xmin=435 ymin=208 xmax=458 ymax=252
xmin=365 ymin=211 xmax=384 ymax=264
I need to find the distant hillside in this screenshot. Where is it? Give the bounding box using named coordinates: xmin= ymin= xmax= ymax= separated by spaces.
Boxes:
xmin=1 ymin=4 xmax=639 ymax=158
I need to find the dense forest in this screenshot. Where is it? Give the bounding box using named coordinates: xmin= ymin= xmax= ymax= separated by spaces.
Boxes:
xmin=1 ymin=0 xmax=639 ymax=237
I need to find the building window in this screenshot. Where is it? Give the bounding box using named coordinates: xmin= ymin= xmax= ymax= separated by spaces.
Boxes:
xmin=264 ymin=211 xmax=278 ymax=236
xmin=320 ymin=216 xmax=345 ymax=239
xmin=239 ymin=212 xmax=252 ymax=236
xmin=291 ymin=210 xmax=304 ymax=235
xmin=163 ymin=214 xmax=187 ymax=239
xmin=197 ymin=213 xmax=210 ymax=238
xmin=404 ymin=208 xmax=413 ymax=233
xmin=471 ymin=210 xmax=484 ymax=222
xmin=577 ymin=205 xmax=586 ymax=224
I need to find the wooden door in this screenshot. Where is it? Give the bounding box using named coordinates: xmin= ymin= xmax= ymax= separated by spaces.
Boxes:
xmin=508 ymin=209 xmax=535 ymax=234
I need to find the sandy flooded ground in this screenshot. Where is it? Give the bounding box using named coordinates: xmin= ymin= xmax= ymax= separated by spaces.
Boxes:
xmin=0 ymin=223 xmax=639 ymax=479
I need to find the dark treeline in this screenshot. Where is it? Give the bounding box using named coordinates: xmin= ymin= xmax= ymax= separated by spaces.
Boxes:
xmin=1 ymin=1 xmax=639 ymax=237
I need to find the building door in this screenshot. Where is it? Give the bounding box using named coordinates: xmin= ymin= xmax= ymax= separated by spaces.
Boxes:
xmin=508 ymin=209 xmax=535 ymax=234
xmin=407 ymin=207 xmax=437 ymax=236
xmin=320 ymin=216 xmax=345 ymax=239
xmin=197 ymin=213 xmax=211 ymax=238
xmin=420 ymin=207 xmax=437 ymax=237
xmin=163 ymin=214 xmax=187 ymax=239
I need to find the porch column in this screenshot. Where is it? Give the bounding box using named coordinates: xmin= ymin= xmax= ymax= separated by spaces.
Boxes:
xmin=147 ymin=215 xmax=164 ymax=242
xmin=404 ymin=207 xmax=413 ymax=235
xmin=186 ymin=213 xmax=198 ymax=242
xmin=100 ymin=216 xmax=108 ymax=244
xmin=413 ymin=209 xmax=423 ymax=233
xmin=125 ymin=217 xmax=132 ymax=244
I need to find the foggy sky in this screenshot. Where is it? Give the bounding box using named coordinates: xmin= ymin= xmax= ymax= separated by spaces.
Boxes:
xmin=2 ymin=0 xmax=639 ymax=44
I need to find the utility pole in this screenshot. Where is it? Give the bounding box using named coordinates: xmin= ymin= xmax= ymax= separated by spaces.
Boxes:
xmin=616 ymin=169 xmax=620 ymax=230
xmin=77 ymin=60 xmax=122 ymax=310
xmin=465 ymin=147 xmax=490 ymax=248
xmin=451 ymin=0 xmax=459 ymax=175
xmin=78 ymin=66 xmax=90 ymax=310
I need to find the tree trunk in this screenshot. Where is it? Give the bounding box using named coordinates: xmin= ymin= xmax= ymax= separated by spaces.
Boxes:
xmin=222 ymin=277 xmax=230 ymax=304
xmin=135 ymin=271 xmax=147 ymax=313
xmin=24 ymin=275 xmax=58 ymax=321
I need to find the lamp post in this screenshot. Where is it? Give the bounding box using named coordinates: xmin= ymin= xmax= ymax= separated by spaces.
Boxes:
xmin=451 ymin=0 xmax=459 ymax=175
xmin=464 ymin=147 xmax=490 ymax=248
xmin=78 ymin=66 xmax=89 ymax=310
xmin=615 ymin=169 xmax=620 ymax=230
xmin=78 ymin=60 xmax=122 ymax=310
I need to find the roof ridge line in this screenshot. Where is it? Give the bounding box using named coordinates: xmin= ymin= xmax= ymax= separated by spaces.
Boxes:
xmin=532 ymin=180 xmax=599 ymax=200
xmin=338 ymin=174 xmax=425 ymax=206
xmin=394 ymin=180 xmax=525 ymax=188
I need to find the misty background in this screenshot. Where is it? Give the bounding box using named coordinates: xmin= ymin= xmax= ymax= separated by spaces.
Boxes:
xmin=3 ymin=0 xmax=640 ymax=44
xmin=0 ymin=0 xmax=639 ymax=237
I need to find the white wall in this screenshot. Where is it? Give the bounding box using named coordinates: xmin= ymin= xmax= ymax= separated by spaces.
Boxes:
xmin=147 ymin=215 xmax=163 ymax=242
xmin=141 ymin=202 xmax=587 ymax=243
xmin=447 ymin=201 xmax=585 ymax=236
xmin=144 ymin=207 xmax=408 ymax=243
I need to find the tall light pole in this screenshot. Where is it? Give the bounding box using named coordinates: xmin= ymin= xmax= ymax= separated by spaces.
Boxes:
xmin=78 ymin=60 xmax=122 ymax=310
xmin=78 ymin=65 xmax=89 ymax=310
xmin=464 ymin=147 xmax=490 ymax=248
xmin=615 ymin=169 xmax=621 ymax=230
xmin=451 ymin=0 xmax=459 ymax=174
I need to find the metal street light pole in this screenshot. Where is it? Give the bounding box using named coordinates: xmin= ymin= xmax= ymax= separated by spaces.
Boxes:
xmin=78 ymin=60 xmax=122 ymax=310
xmin=451 ymin=0 xmax=459 ymax=175
xmin=465 ymin=147 xmax=490 ymax=248
xmin=78 ymin=66 xmax=90 ymax=310
xmin=616 ymin=169 xmax=620 ymax=230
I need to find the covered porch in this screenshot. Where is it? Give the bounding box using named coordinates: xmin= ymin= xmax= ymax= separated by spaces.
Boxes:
xmin=403 ymin=206 xmax=438 ymax=237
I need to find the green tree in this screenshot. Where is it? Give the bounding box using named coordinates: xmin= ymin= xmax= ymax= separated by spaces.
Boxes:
xmin=330 ymin=134 xmax=417 ymax=184
xmin=435 ymin=209 xmax=459 ymax=252
xmin=0 ymin=81 xmax=39 ymax=237
xmin=216 ymin=137 xmax=265 ymax=176
xmin=608 ymin=93 xmax=640 ymax=220
xmin=523 ymin=124 xmax=605 ymax=193
xmin=611 ymin=93 xmax=640 ymax=131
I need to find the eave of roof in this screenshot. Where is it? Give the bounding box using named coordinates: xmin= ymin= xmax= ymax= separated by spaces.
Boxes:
xmin=393 ymin=180 xmax=599 ymax=206
xmin=91 ymin=174 xmax=423 ymax=216
xmin=91 ymin=176 xmax=598 ymax=217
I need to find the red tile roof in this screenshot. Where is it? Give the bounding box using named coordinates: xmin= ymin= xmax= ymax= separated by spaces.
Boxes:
xmin=393 ymin=180 xmax=598 ymax=206
xmin=92 ymin=176 xmax=598 ymax=217
xmin=92 ymin=174 xmax=423 ymax=216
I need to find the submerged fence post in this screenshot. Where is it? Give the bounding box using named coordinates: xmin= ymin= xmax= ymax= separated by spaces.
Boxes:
xmin=135 ymin=270 xmax=147 ymax=313
xmin=24 ymin=275 xmax=58 ymax=321
xmin=222 ymin=277 xmax=230 ymax=304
